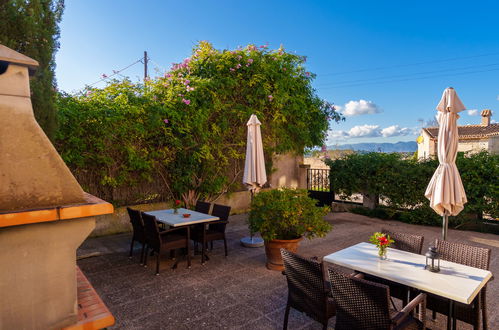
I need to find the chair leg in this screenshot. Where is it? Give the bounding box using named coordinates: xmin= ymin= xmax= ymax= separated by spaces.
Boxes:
xmin=210 ymin=241 xmax=213 ymax=250
xmin=129 ymin=239 xmax=135 ymax=258
xmin=143 ymin=247 xmax=148 ymax=267
xmin=283 ymin=303 xmax=290 ymax=330
xmin=156 ymin=253 xmax=160 ymax=275
xmin=223 ymin=237 xmax=228 ymax=257
xmin=432 ymin=310 xmax=436 ymax=320
xmin=482 ymin=292 xmax=488 ymax=330
xmin=201 ymin=240 xmax=206 ymax=264
xmin=140 ymin=243 xmax=146 ymax=264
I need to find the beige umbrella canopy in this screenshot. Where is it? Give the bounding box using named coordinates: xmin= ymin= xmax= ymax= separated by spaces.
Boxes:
xmin=425 ymin=87 xmax=467 ymax=240
xmin=241 ymin=114 xmax=267 ymax=247
xmin=243 ymin=114 xmax=267 ymax=192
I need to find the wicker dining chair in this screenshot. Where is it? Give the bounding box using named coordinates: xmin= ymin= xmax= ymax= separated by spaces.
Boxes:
xmin=281 ymin=249 xmax=335 ymax=330
xmin=328 ymin=268 xmax=426 ymax=330
xmin=141 ymin=213 xmax=191 ymax=275
xmin=427 ymin=240 xmax=491 ymax=330
xmin=126 ymin=207 xmax=147 ymax=264
xmin=192 ymin=203 xmax=231 ymax=263
xmin=194 ymin=200 xmax=211 ymax=214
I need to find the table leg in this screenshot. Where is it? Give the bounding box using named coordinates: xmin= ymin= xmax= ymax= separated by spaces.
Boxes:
xmin=447 ymin=300 xmax=454 ymax=330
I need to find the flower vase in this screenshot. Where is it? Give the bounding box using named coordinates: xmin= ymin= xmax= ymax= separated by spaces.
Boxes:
xmin=378 ymin=247 xmax=387 ymax=260
xmin=173 ymin=208 xmax=178 ymax=214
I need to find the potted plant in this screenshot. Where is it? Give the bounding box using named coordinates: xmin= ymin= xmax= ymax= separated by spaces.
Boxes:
xmin=248 ymin=188 xmax=331 ymax=270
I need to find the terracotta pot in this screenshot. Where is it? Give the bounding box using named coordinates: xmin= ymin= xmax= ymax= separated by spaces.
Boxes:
xmin=264 ymin=237 xmax=303 ymax=271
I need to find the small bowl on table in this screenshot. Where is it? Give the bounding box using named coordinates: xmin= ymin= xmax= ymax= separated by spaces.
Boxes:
xmin=182 ymin=213 xmax=191 ymax=218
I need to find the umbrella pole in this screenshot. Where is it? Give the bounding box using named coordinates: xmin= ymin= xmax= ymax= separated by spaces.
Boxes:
xmin=442 ymin=213 xmax=449 ymax=240
xmin=240 ymin=189 xmax=264 ymax=247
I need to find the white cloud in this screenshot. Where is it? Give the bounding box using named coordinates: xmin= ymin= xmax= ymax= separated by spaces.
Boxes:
xmin=492 ymin=119 xmax=498 ymax=124
xmin=467 ymin=109 xmax=479 ymax=116
xmin=328 ymin=124 xmax=416 ymax=142
xmin=348 ymin=124 xmax=381 ymax=137
xmin=381 ymin=125 xmax=412 ymax=137
xmin=497 ymin=95 xmax=499 ymax=101
xmin=341 ymin=100 xmax=382 ymax=117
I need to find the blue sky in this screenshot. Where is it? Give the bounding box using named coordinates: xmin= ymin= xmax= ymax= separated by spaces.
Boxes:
xmin=56 ymin=0 xmax=499 ymax=145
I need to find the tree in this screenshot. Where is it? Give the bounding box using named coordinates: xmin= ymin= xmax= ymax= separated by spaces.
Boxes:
xmin=56 ymin=42 xmax=342 ymax=204
xmin=0 ymin=0 xmax=65 ymax=140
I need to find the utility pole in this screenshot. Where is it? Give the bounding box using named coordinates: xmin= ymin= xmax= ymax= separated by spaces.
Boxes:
xmin=143 ymin=51 xmax=148 ymax=80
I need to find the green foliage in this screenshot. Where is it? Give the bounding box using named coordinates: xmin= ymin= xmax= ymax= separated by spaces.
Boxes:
xmin=56 ymin=42 xmax=341 ymax=205
xmin=327 ymin=152 xmax=499 ymax=227
xmin=248 ymin=188 xmax=331 ymax=241
xmin=0 ymin=0 xmax=64 ymax=140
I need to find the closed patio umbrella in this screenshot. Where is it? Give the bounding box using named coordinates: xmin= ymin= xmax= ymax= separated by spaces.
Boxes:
xmin=424 ymin=87 xmax=467 ymax=240
xmin=241 ymin=114 xmax=267 ymax=247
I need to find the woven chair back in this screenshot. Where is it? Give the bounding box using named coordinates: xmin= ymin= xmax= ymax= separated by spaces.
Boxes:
xmin=381 ymin=229 xmax=424 ymax=254
xmin=281 ymin=249 xmax=329 ymax=324
xmin=328 ymin=268 xmax=392 ymax=330
xmin=436 ymin=240 xmax=490 ymax=270
xmin=195 ymin=200 xmax=211 ymax=214
xmin=141 ymin=213 xmax=161 ymax=251
xmin=127 ymin=208 xmax=145 ymax=239
xmin=210 ymin=204 xmax=231 ymax=232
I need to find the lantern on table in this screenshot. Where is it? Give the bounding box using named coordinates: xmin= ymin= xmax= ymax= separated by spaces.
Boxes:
xmin=425 ymin=246 xmax=440 ymax=272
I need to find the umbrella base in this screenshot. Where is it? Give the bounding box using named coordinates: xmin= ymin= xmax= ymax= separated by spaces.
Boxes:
xmin=240 ymin=236 xmax=264 ymax=248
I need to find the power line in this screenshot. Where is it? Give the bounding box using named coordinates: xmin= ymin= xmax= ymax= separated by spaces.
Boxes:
xmin=85 ymin=57 xmax=143 ymax=88
xmin=317 ymin=67 xmax=499 ymax=89
xmin=316 ymin=62 xmax=499 ymax=88
xmin=317 ymin=51 xmax=499 ymax=77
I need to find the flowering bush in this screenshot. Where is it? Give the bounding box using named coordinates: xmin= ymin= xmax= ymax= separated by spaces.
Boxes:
xmin=248 ymin=188 xmax=331 ymax=241
xmin=56 ymin=42 xmax=342 ymax=205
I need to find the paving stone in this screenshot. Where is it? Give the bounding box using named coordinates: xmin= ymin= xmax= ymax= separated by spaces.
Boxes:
xmin=77 ymin=212 xmax=499 ymax=330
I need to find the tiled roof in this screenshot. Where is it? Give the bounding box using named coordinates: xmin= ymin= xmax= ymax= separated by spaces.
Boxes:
xmin=424 ymin=124 xmax=499 ymax=140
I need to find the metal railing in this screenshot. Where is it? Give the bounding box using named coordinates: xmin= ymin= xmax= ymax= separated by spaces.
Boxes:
xmin=307 ymin=169 xmax=330 ymax=192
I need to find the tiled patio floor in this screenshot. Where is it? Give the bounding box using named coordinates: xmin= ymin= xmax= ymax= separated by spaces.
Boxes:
xmin=77 ymin=212 xmax=498 ymax=329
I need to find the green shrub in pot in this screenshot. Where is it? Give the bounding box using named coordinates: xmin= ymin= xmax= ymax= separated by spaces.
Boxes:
xmin=249 ymin=188 xmax=331 ymax=241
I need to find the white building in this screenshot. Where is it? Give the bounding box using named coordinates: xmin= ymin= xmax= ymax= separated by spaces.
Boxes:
xmin=418 ymin=109 xmax=499 ymax=159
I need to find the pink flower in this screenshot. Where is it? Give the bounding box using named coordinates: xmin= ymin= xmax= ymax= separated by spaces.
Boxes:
xmin=230 ymin=68 xmax=235 ymax=72
xmin=163 ymin=119 xmax=169 ymax=124
xmin=182 ymin=98 xmax=191 ymax=105
xmin=237 ymin=55 xmax=242 ymax=60
xmin=283 ymin=68 xmax=287 ymax=71
xmin=165 ymin=73 xmax=171 ymax=78
xmin=236 ymin=63 xmax=242 ymax=69
xmin=321 ymin=145 xmax=327 ymax=152
xmin=268 ymin=95 xmax=273 ymax=101
xmin=247 ymin=58 xmax=254 ymax=64
xmin=184 ymin=80 xmax=190 ymax=85
xmin=186 ymin=86 xmax=194 ymax=92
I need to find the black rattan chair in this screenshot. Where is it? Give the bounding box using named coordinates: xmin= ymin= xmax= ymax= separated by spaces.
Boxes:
xmin=328 ymin=268 xmax=426 ymax=330
xmin=427 ymin=240 xmax=491 ymax=330
xmin=192 ymin=203 xmax=231 ymax=263
xmin=127 ymin=207 xmax=147 ymax=264
xmin=141 ymin=213 xmax=191 ymax=275
xmin=365 ymin=230 xmax=424 ymax=305
xmin=194 ymin=200 xmax=211 ymax=214
xmin=281 ymin=249 xmax=335 ymax=330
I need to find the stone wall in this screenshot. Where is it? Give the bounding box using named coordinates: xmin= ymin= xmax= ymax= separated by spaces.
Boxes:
xmin=90 ymin=152 xmax=308 ymax=237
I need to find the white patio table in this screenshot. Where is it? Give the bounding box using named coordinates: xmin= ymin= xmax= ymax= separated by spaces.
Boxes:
xmin=144 ymin=208 xmax=219 ymax=263
xmin=324 ymin=242 xmax=493 ymax=330
xmin=144 ymin=208 xmax=219 ymax=227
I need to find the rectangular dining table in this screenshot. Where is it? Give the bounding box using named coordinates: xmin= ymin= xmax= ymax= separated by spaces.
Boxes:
xmin=144 ymin=208 xmax=219 ymax=227
xmin=144 ymin=208 xmax=220 ymax=263
xmin=324 ymin=242 xmax=493 ymax=330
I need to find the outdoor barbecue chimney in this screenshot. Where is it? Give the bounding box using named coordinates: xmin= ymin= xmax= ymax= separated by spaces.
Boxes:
xmin=0 ymin=45 xmax=114 ymax=329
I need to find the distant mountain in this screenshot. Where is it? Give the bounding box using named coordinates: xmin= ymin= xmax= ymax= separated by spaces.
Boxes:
xmin=331 ymin=141 xmax=417 ymax=153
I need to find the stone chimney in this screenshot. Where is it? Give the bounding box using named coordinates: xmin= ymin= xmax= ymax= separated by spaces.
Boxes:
xmin=481 ymin=109 xmax=492 ymax=126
